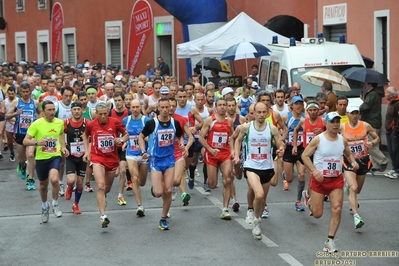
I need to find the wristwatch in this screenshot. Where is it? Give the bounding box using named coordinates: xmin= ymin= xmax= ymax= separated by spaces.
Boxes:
xmin=141 ymin=150 xmax=146 ymax=156
xmin=34 ymin=140 xmax=38 ymax=146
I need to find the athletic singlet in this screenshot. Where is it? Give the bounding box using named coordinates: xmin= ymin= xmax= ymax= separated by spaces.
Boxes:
xmin=207 ymin=114 xmax=231 ymax=152
xmin=4 ymin=97 xmax=12 ymax=113
xmin=176 ymin=104 xmax=191 ymax=144
xmin=272 ymin=103 xmax=289 ymax=117
xmin=147 ymin=95 xmax=159 ymax=118
xmin=237 ymin=96 xmax=254 ymax=116
xmin=265 ymin=111 xmax=277 ymax=127
xmin=148 ymin=118 xmax=176 ymax=158
xmin=103 ymin=95 xmax=115 ymax=107
xmin=109 ymin=108 xmax=130 ymax=124
xmin=303 ymin=116 xmax=325 ymax=148
xmin=26 ymin=117 xmax=64 ymax=160
xmin=286 ymin=112 xmax=305 ymax=146
xmin=65 ymin=118 xmax=87 ymax=157
xmin=39 ymin=92 xmax=62 ymax=103
xmin=243 ymin=121 xmax=274 ymax=170
xmin=313 ymin=133 xmax=344 ymax=177
xmin=233 ymin=114 xmax=241 ymax=130
xmin=187 ymin=98 xmax=195 ymax=107
xmin=56 ymin=101 xmax=72 ymax=120
xmin=87 ymin=100 xmax=102 ymax=110
xmin=189 ymin=107 xmax=210 ymax=138
xmin=82 ymin=107 xmax=93 ymax=120
xmin=15 ymin=98 xmax=37 ymax=135
xmin=123 ymin=115 xmax=149 ymax=157
xmin=133 ymin=93 xmax=147 ymax=106
xmin=342 ymin=121 xmax=368 ymax=159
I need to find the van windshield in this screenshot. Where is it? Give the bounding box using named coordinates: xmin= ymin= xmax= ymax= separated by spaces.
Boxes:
xmin=291 ymin=65 xmax=364 ymax=99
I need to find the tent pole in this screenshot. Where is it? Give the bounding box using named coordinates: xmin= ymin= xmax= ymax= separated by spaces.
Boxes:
xmin=245 ymin=57 xmax=248 ymax=76
xmin=177 ymin=58 xmax=180 ymax=85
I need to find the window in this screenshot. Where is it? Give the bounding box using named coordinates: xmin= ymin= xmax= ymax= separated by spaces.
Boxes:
xmin=374 ymin=10 xmax=390 ymax=79
xmin=38 ymin=0 xmax=47 ymax=10
xmin=16 ymin=0 xmax=25 ymax=12
xmin=37 ymin=30 xmax=49 ymax=63
xmin=259 ymin=59 xmax=269 ymax=89
xmin=0 ymin=0 xmax=4 ymax=17
xmin=15 ymin=32 xmax=27 ymax=61
xmin=0 ymin=33 xmax=6 ymax=61
xmin=268 ymin=61 xmax=280 ymax=88
xmin=105 ymin=21 xmax=123 ymax=67
xmin=279 ymin=69 xmax=288 ymax=90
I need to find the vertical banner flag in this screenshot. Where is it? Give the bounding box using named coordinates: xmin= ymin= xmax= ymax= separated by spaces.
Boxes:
xmin=127 ymin=0 xmax=153 ymax=73
xmin=51 ymin=2 xmax=64 ymax=62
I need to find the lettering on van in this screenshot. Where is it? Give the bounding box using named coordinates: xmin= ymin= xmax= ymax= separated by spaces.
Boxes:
xmin=304 ymin=63 xmax=322 ymax=67
xmin=331 ymin=61 xmax=349 ymax=65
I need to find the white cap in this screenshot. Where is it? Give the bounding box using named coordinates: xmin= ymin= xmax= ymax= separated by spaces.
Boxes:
xmin=347 ymin=105 xmax=360 ymax=113
xmin=222 ymin=87 xmax=234 ymax=96
xmin=115 ymin=75 xmax=123 ymax=81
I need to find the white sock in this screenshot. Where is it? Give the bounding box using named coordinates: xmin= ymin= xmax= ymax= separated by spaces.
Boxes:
xmin=42 ymin=202 xmax=48 ymax=209
xmin=118 ymin=193 xmax=123 ymax=198
xmin=52 ymin=200 xmax=58 ymax=206
xmin=59 ymin=181 xmax=64 ymax=185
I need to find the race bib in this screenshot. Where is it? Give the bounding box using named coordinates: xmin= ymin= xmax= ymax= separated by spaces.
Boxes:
xmin=322 ymin=158 xmax=342 ymax=177
xmin=70 ymin=141 xmax=85 ymax=157
xmin=211 ymin=132 xmax=228 ymax=148
xmin=19 ymin=113 xmax=33 ymax=129
xmin=158 ymin=129 xmax=174 ymax=147
xmin=98 ymin=135 xmax=115 ymax=153
xmin=349 ymin=141 xmax=366 ymax=158
xmin=42 ymin=138 xmax=58 ymax=153
xmin=288 ymin=132 xmax=303 ymax=145
xmin=250 ymin=142 xmax=268 ymax=160
xmin=306 ymin=132 xmax=315 ymax=144
xmin=129 ymin=136 xmax=140 ymax=151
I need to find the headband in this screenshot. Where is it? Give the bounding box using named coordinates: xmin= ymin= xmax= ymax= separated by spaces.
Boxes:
xmin=306 ymin=103 xmax=320 ymax=109
xmin=86 ymin=88 xmax=97 ymax=95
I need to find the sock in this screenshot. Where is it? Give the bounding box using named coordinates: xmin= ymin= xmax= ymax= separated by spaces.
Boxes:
xmin=42 ymin=202 xmax=48 ymax=209
xmin=101 ymin=214 xmax=107 ymax=219
xmin=327 ymin=235 xmax=334 ymax=240
xmin=75 ymin=188 xmax=83 ymax=203
xmin=118 ymin=193 xmax=123 ymax=198
xmin=86 ymin=182 xmax=90 ymax=186
xmin=52 ymin=200 xmax=58 ymax=206
xmin=222 ymin=207 xmax=228 ymax=212
xmin=297 ymin=181 xmax=305 ymax=201
xmin=353 ymin=213 xmax=359 ymax=218
xmin=189 ymin=165 xmax=196 ymax=179
xmin=248 ymin=207 xmax=254 ymax=210
xmin=59 ymin=181 xmax=64 ymax=186
xmin=203 ymin=163 xmax=208 ymax=184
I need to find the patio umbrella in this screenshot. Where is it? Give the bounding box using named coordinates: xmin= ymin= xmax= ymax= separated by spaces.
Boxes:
xmin=300 ymin=68 xmax=351 ymax=92
xmin=195 ymin=58 xmax=231 ymax=73
xmin=341 ymin=67 xmax=389 ymax=84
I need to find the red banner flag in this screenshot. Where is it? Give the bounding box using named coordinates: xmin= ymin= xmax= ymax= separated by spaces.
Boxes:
xmin=126 ymin=0 xmax=153 ymax=74
xmin=51 ymin=2 xmax=64 ymax=62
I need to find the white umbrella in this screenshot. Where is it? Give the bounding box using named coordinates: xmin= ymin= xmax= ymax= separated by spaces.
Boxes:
xmin=300 ymin=68 xmax=351 ymax=92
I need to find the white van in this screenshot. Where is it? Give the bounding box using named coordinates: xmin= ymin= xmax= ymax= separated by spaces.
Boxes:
xmin=258 ymin=37 xmax=365 ymax=105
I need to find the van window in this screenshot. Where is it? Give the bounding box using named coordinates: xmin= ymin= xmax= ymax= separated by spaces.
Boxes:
xmin=279 ymin=69 xmax=288 ymax=91
xmin=259 ymin=59 xmax=269 ymax=89
xmin=268 ymin=61 xmax=279 ymax=88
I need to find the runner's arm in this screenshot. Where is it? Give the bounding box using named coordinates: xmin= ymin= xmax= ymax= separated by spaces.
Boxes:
xmin=234 ymin=123 xmax=249 ymax=161
xmin=292 ymin=118 xmax=304 ymax=150
xmin=301 ymin=135 xmax=320 ymax=173
xmin=198 ymin=117 xmax=212 ymax=152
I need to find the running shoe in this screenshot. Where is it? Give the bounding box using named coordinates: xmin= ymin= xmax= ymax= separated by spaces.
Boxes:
xmin=59 ymin=184 xmax=65 ymax=197
xmin=52 ymin=205 xmax=62 ymax=218
xmin=150 ymin=185 xmax=156 ymax=197
xmin=390 ymin=173 xmax=399 ymax=179
xmin=354 ymin=215 xmax=364 ymax=229
xmin=159 ymin=218 xmax=170 ymax=230
xmin=324 ymin=195 xmax=329 ymax=202
xmin=245 ymin=209 xmax=254 ymax=224
xmin=21 ymin=162 xmax=27 ymax=180
xmin=101 ymin=215 xmax=110 ymax=228
xmin=65 ymin=185 xmax=73 ymax=200
xmin=283 ymin=180 xmax=289 ymax=191
xmin=261 ymin=206 xmax=269 ymax=218
xmin=9 ymin=153 xmax=15 ymax=162
xmin=0 ymin=154 xmax=3 ymax=160
xmin=203 ymin=183 xmax=211 ymax=192
xmin=126 ymin=181 xmax=133 ymax=191
xmin=344 ymin=182 xmax=350 ymax=196
xmin=195 ymin=169 xmax=200 ymax=177
xmin=252 ymin=219 xmax=262 ymax=240
xmin=384 ymin=170 xmax=396 ymax=178
xmin=118 ymin=196 xmax=127 ymax=206
xmin=181 ymin=192 xmax=191 ymax=206
xmin=26 ymin=177 xmax=35 ymax=190
xmin=3 ymin=144 xmax=8 ymax=151
xmin=231 ymin=199 xmax=240 ymax=212
xmin=198 ymin=154 xmax=203 ymax=163
xmin=136 ymin=206 xmax=145 ymax=217
xmin=302 ymin=190 xmax=310 ymax=208
xmin=72 ymin=203 xmax=82 ymax=214
xmin=41 ymin=202 xmax=50 ymax=223
xmin=220 ymin=210 xmax=231 ymax=220
xmin=85 ymin=183 xmax=93 ymax=192
xmin=171 ymin=186 xmax=177 ymax=201
xmin=295 ymin=201 xmax=305 ymax=211
xmin=188 ymin=178 xmax=194 ymax=189
xmin=323 ymin=239 xmax=338 ymax=253
xmin=17 ymin=163 xmax=26 ymax=180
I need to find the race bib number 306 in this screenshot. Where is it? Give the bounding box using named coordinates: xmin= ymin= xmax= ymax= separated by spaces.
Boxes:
xmin=98 ymin=135 xmax=115 ymax=153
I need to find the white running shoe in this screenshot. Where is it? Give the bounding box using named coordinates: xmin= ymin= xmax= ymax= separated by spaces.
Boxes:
xmin=252 ymin=219 xmax=262 ymax=240
xmin=323 ymin=239 xmax=338 ymax=253
xmin=261 ymin=206 xmax=269 ymax=218
xmin=58 ymin=184 xmax=65 ymax=197
xmin=52 ymin=205 xmax=62 ymax=218
xmin=171 ymin=186 xmax=177 ymax=201
xmin=245 ymin=209 xmax=254 ymax=224
xmin=41 ymin=202 xmax=50 ymax=223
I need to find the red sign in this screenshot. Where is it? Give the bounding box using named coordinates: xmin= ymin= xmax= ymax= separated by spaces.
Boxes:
xmin=127 ymin=0 xmax=153 ymax=74
xmin=51 ymin=2 xmax=64 ymax=62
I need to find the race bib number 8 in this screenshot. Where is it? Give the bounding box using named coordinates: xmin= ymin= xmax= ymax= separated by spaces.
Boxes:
xmin=70 ymin=141 xmax=85 ymax=157
xmin=129 ymin=136 xmax=140 ymax=151
xmin=211 ymin=132 xmax=228 ymax=148
xmin=322 ymin=159 xmax=342 ymax=177
xmin=250 ymin=142 xmax=268 ymax=160
xmin=98 ymin=135 xmax=115 ymax=153
xmin=158 ymin=129 xmax=174 ymax=147
xmin=42 ymin=138 xmax=58 ymax=153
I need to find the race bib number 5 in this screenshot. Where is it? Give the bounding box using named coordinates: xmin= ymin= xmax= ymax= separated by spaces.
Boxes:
xmin=42 ymin=138 xmax=58 ymax=153
xmin=211 ymin=132 xmax=228 ymax=148
xmin=98 ymin=135 xmax=115 ymax=153
xmin=322 ymin=158 xmax=342 ymax=177
xmin=70 ymin=141 xmax=85 ymax=157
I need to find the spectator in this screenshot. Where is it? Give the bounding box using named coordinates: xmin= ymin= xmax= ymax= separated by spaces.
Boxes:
xmin=157 ymin=57 xmax=170 ymax=76
xmin=145 ymin=63 xmax=154 ymax=79
xmin=384 ymin=86 xmax=399 ymax=179
xmin=322 ymin=81 xmax=337 ymax=112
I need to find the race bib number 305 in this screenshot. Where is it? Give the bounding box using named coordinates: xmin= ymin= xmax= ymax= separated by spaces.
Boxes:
xmin=42 ymin=138 xmax=58 ymax=153
xmin=158 ymin=129 xmax=174 ymax=147
xmin=211 ymin=132 xmax=228 ymax=148
xmin=98 ymin=135 xmax=115 ymax=153
xmin=322 ymin=158 xmax=342 ymax=177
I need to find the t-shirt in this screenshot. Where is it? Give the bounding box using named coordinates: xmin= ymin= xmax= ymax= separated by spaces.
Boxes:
xmin=27 ymin=117 xmax=64 ymax=160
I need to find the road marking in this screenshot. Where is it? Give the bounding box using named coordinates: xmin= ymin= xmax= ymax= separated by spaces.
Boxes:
xmin=207 ymin=195 xmax=223 ymax=207
xmin=261 ymin=235 xmax=279 ymax=247
xmin=194 ymin=186 xmax=210 ymax=195
xmin=278 ymin=253 xmax=303 ymax=266
xmin=234 ymin=218 xmax=253 ymax=229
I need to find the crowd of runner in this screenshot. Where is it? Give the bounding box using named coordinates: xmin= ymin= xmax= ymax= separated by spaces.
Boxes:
xmin=0 ymin=60 xmax=379 ymax=253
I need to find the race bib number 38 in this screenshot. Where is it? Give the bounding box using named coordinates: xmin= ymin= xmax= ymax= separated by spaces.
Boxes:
xmin=158 ymin=129 xmax=174 ymax=147
xmin=211 ymin=132 xmax=228 ymax=148
xmin=322 ymin=158 xmax=342 ymax=177
xmin=42 ymin=138 xmax=58 ymax=153
xmin=98 ymin=135 xmax=115 ymax=153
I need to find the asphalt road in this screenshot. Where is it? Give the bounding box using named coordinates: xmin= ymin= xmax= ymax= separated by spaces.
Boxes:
xmin=0 ymin=149 xmax=398 ymax=266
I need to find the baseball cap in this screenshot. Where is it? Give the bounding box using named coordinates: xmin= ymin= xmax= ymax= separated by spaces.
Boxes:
xmin=325 ymin=112 xmax=341 ymax=122
xmin=291 ymin=95 xmax=304 ymax=104
xmin=89 ymin=76 xmax=98 ymax=84
xmin=252 ymin=81 xmax=259 ymax=89
xmin=222 ymin=87 xmax=234 ymax=96
xmin=347 ymin=105 xmax=360 ymax=113
xmin=76 ymin=63 xmax=83 ymax=68
xmin=160 ymin=87 xmax=169 ymax=95
xmin=288 ymin=86 xmax=298 ymax=93
xmin=115 ymin=75 xmax=123 ymax=81
xmin=71 ymin=102 xmax=82 ymax=108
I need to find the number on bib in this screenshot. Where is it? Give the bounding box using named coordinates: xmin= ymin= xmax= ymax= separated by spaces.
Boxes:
xmin=20 ymin=113 xmax=34 ymax=129
xmin=97 ymin=135 xmax=115 ymax=153
xmin=42 ymin=138 xmax=58 ymax=153
xmin=158 ymin=129 xmax=174 ymax=147
xmin=70 ymin=141 xmax=85 ymax=157
xmin=211 ymin=132 xmax=228 ymax=148
xmin=129 ymin=136 xmax=140 ymax=151
xmin=322 ymin=159 xmax=342 ymax=177
xmin=249 ymin=142 xmax=268 ymax=160
xmin=288 ymin=132 xmax=303 ymax=145
xmin=306 ymin=132 xmax=314 ymax=144
xmin=349 ymin=141 xmax=366 ymax=158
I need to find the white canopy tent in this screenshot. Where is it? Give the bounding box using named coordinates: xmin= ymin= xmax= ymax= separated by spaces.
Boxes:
xmin=176 ymin=12 xmax=290 ymax=59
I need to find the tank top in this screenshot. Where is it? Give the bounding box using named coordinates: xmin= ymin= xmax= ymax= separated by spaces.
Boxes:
xmin=286 ymin=112 xmax=305 ymax=146
xmin=303 ymin=116 xmax=325 ymax=148
xmin=109 ymin=108 xmax=129 ymax=124
xmin=342 ymin=121 xmax=368 ymax=159
xmin=134 ymin=93 xmax=147 ymax=106
xmin=207 ymin=114 xmax=231 ymax=152
xmin=87 ymin=100 xmax=101 ymax=110
xmin=148 ymin=118 xmax=176 ymax=158
xmin=147 ymin=95 xmax=159 ymax=118
xmin=233 ymin=114 xmax=241 ymax=130
xmin=237 ymin=96 xmax=254 ymax=116
xmin=56 ymin=101 xmax=72 ymax=120
xmin=4 ymin=97 xmax=12 ymax=113
xmin=265 ymin=110 xmax=277 ymax=127
xmin=15 ymin=98 xmax=37 ymax=135
xmin=243 ymin=121 xmax=273 ymax=170
xmin=65 ymin=118 xmax=87 ymax=157
xmin=123 ymin=115 xmax=149 ymax=157
xmin=82 ymin=106 xmax=93 ymax=120
xmin=189 ymin=106 xmax=209 ymax=138
xmin=314 ymin=133 xmax=344 ymax=177
xmin=176 ymin=104 xmax=192 ymax=144
xmin=272 ymin=103 xmax=289 ymax=117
